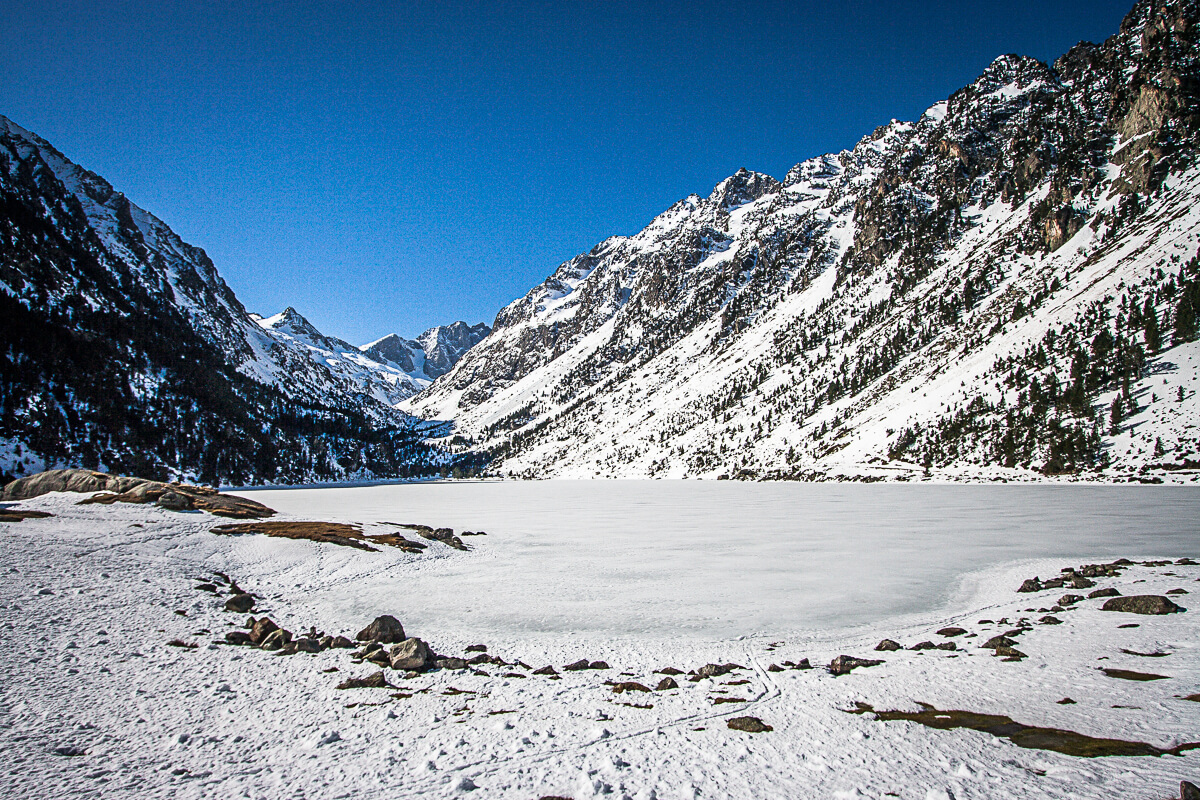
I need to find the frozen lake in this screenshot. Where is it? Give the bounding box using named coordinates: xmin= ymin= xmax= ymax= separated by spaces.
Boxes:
xmin=241 ymin=481 xmax=1200 ymax=639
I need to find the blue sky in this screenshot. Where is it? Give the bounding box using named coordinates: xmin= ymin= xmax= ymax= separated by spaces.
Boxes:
xmin=3 ymin=1 xmax=1134 ymax=343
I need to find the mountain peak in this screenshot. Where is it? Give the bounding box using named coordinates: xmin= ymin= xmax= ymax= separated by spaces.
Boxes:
xmin=708 ymin=168 xmax=782 ymax=211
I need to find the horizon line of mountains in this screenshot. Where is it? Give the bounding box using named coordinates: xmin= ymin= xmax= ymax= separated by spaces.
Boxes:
xmin=3 ymin=0 xmax=1200 ymax=485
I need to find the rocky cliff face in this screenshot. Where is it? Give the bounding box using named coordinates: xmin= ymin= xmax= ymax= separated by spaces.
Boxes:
xmin=405 ymin=0 xmax=1200 ymax=481
xmin=361 ymin=321 xmax=490 ymax=384
xmin=0 ymin=116 xmax=449 ymax=485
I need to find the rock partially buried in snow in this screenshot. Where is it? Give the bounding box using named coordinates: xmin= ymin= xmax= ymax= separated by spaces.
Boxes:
xmin=727 ymin=716 xmax=772 ymax=733
xmin=875 ymin=639 xmax=902 ymax=651
xmin=388 ymin=638 xmax=432 ymax=671
xmin=1100 ymin=595 xmax=1184 ymax=615
xmin=248 ymin=617 xmax=279 ymax=645
xmin=337 ymin=671 xmax=392 ymax=689
xmin=224 ymin=593 xmax=255 ymax=613
xmin=828 ymin=655 xmax=883 ymax=675
xmin=357 ymin=615 xmax=407 ymax=643
xmin=1088 ymin=587 xmax=1120 ymax=599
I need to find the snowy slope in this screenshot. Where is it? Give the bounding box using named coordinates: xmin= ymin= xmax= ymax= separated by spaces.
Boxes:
xmin=0 ymin=116 xmax=445 ymax=483
xmin=405 ymin=0 xmax=1200 ymax=483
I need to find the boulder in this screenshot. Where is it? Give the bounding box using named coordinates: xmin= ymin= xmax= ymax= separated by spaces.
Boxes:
xmin=1069 ymin=576 xmax=1095 ymax=589
xmin=224 ymin=593 xmax=255 ymax=613
xmin=828 ymin=655 xmax=883 ymax=676
xmin=260 ymin=629 xmax=291 ymax=651
xmin=388 ymin=638 xmax=431 ymax=671
xmin=467 ymin=653 xmax=491 ymax=665
xmin=696 ymin=663 xmax=744 ymax=679
xmin=1167 ymin=588 xmax=1189 ymax=595
xmin=1017 ymin=578 xmax=1042 ymax=593
xmin=563 ymin=659 xmax=592 ymax=671
xmin=1088 ymin=587 xmax=1120 ymax=599
xmin=1182 ymin=781 xmax=1200 ymax=800
xmin=993 ymin=646 xmax=1027 ymax=659
xmin=248 ymin=617 xmax=279 ymax=645
xmin=589 ymin=660 xmax=610 ymax=670
xmin=1100 ymin=595 xmax=1184 ymax=615
xmin=982 ymin=635 xmax=1017 ymax=649
xmin=356 ymin=615 xmax=407 ymax=644
xmin=936 ymin=627 xmax=967 ymax=637
xmin=875 ymin=639 xmax=902 ymax=651
xmin=727 ymin=716 xmax=772 ymax=733
xmin=336 ymin=671 xmax=392 ymax=689
xmin=654 ymin=667 xmax=684 ymax=675
xmin=656 ymin=677 xmax=679 ymax=690
xmin=1039 ymin=616 xmax=1062 ymax=625
xmin=935 ymin=642 xmax=957 ymax=651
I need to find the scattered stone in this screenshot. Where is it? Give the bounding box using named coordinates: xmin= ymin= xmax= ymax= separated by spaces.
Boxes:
xmin=532 ymin=665 xmax=557 ymax=676
xmin=695 ymin=663 xmax=745 ymax=679
xmin=294 ymin=638 xmax=320 ymax=653
xmin=166 ymin=639 xmax=197 ymax=649
xmin=465 ymin=644 xmax=487 ymax=652
xmin=993 ymin=646 xmax=1027 ymax=659
xmin=388 ymin=638 xmax=431 ymax=671
xmin=329 ymin=635 xmax=354 ymax=649
xmin=1088 ymin=588 xmax=1120 ymax=599
xmin=1042 ymin=577 xmax=1065 ymax=589
xmin=1121 ymin=648 xmax=1171 ymax=657
xmin=982 ymin=635 xmax=1017 ymax=649
xmin=828 ymin=655 xmax=883 ymax=675
xmin=1101 ymin=667 xmax=1168 ymax=681
xmin=0 ymin=509 xmax=54 ymax=522
xmin=936 ymin=627 xmax=967 ymax=637
xmin=727 ymin=716 xmax=772 ymax=733
xmin=589 ymin=660 xmax=609 ymax=670
xmin=337 ymin=671 xmax=392 ymax=689
xmin=1017 ymin=578 xmax=1042 ymax=593
xmin=847 ymin=702 xmax=1198 ymax=757
xmin=656 ymin=677 xmax=679 ymax=690
xmin=1069 ymin=576 xmax=1095 ymax=589
xmin=612 ymin=682 xmax=651 ymax=694
xmin=1057 ymin=698 xmax=1075 ymax=704
xmin=563 ymin=659 xmax=592 ymax=671
xmin=249 ymin=617 xmax=279 ymax=645
xmin=467 ymin=653 xmax=491 ymax=665
xmin=767 ymin=664 xmax=783 ymax=672
xmin=437 ymin=657 xmax=469 ymax=670
xmin=654 ymin=667 xmax=684 ymax=675
xmin=935 ymin=642 xmax=957 ymax=651
xmin=356 ymin=615 xmax=407 ymax=643
xmin=1118 ymin=623 xmax=1140 ymax=628
xmin=224 ymin=593 xmax=255 ymax=613
xmin=3 ymin=469 xmax=274 ymax=518
xmin=875 ymin=639 xmax=902 ymax=651
xmin=260 ymin=629 xmax=292 ymax=651
xmin=1178 ymin=558 xmax=1198 ymax=566
xmin=52 ymin=745 xmax=88 ymax=756
xmin=224 ymin=631 xmax=252 ymax=646
xmin=275 ymin=642 xmax=298 ymax=656
xmin=792 ymin=658 xmax=812 ymax=670
xmin=194 ymin=583 xmax=218 ymax=593
xmin=1039 ymin=616 xmax=1062 ymax=625
xmin=910 ymin=641 xmax=936 ymax=651
xmin=1100 ymin=595 xmax=1184 ymax=615
xmin=1058 ymin=594 xmax=1083 ymax=606
xmin=1167 ymin=588 xmax=1189 ymax=595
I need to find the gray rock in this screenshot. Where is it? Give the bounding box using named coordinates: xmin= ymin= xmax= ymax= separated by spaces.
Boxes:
xmin=1039 ymin=616 xmax=1062 ymax=625
xmin=1100 ymin=595 xmax=1184 ymax=615
xmin=356 ymin=615 xmax=406 ymax=644
xmin=224 ymin=593 xmax=255 ymax=613
xmin=875 ymin=639 xmax=901 ymax=651
xmin=388 ymin=638 xmax=431 ymax=671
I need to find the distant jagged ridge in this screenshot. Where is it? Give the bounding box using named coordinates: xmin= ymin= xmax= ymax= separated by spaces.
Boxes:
xmin=405 ymin=0 xmax=1200 ymax=481
xmin=0 ymin=116 xmax=484 ymax=485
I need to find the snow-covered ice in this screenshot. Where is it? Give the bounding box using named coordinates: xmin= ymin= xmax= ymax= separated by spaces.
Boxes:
xmin=2 ymin=483 xmax=1197 ymax=799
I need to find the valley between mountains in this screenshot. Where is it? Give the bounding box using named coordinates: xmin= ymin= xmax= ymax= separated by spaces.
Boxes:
xmin=6 ymin=0 xmax=1200 ymax=484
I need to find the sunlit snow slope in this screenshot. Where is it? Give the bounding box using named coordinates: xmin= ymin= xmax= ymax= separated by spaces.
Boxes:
xmin=406 ymin=0 xmax=1200 ymax=482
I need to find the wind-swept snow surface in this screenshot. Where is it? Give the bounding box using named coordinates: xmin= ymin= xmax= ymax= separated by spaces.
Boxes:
xmin=2 ymin=484 xmax=1197 ymax=799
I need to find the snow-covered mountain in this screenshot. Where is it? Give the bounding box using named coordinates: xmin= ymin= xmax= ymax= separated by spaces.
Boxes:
xmin=405 ymin=0 xmax=1200 ymax=482
xmin=361 ymin=321 xmax=491 ymax=384
xmin=0 ymin=115 xmax=457 ymax=485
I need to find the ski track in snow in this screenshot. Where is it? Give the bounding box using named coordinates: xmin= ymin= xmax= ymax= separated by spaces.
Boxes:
xmin=2 ymin=489 xmax=1198 ymax=799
